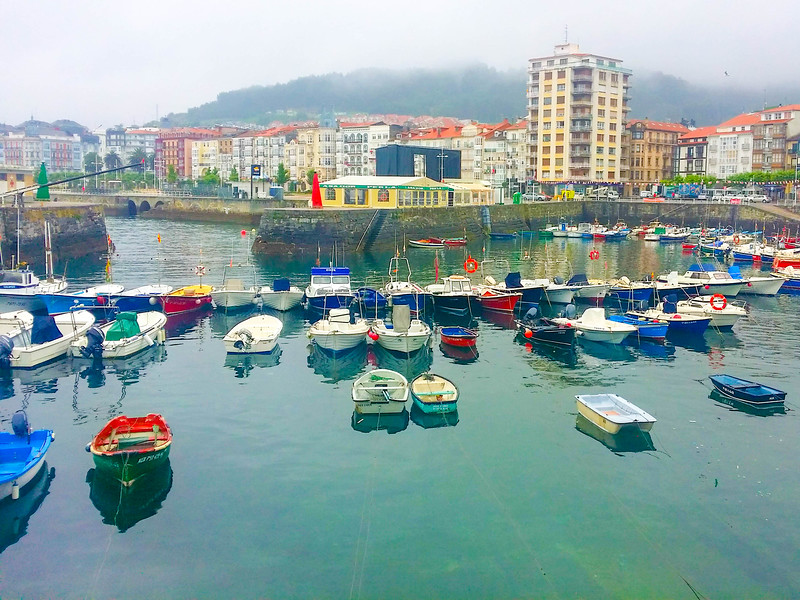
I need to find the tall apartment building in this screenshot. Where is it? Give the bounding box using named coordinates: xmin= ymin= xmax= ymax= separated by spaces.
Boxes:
xmin=155 ymin=128 xmax=221 ymax=179
xmin=751 ymin=105 xmax=800 ymax=172
xmin=706 ymin=113 xmax=760 ymax=178
xmin=527 ymin=43 xmax=631 ymax=189
xmin=626 ymin=119 xmax=688 ymax=189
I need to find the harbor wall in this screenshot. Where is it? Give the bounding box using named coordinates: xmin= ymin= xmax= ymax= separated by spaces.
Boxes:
xmin=0 ymin=203 xmax=107 ymax=269
xmin=252 ymin=201 xmax=800 ymax=256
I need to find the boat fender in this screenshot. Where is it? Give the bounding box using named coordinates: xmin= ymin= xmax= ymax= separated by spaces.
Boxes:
xmin=0 ymin=335 xmax=14 ymax=369
xmin=144 ymin=334 xmax=154 ymax=347
xmin=11 ymin=482 xmax=19 ymax=500
xmin=80 ymin=326 xmax=105 ymax=360
xmin=149 ymin=296 xmax=158 ymax=305
xmin=523 ymin=328 xmax=533 ymax=338
xmin=157 ymin=329 xmax=166 ymax=344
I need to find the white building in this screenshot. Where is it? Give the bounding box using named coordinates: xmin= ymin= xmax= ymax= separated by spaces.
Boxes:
xmin=706 ymin=113 xmax=759 ymax=178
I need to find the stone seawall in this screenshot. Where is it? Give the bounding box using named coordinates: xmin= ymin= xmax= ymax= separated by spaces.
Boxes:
xmin=0 ymin=203 xmax=107 ymax=268
xmin=252 ymin=201 xmax=800 ymax=256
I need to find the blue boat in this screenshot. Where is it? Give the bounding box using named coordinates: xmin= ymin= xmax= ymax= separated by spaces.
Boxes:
xmin=111 ymin=285 xmax=174 ymax=313
xmin=626 ymin=295 xmax=711 ymax=335
xmin=410 ymin=373 xmax=459 ymax=414
xmin=498 ymin=272 xmax=544 ymax=305
xmin=608 ymin=278 xmax=654 ymax=304
xmin=38 ymin=284 xmax=125 ymax=316
xmin=354 ymin=287 xmax=387 ymax=312
xmin=489 ymin=232 xmax=518 ymax=240
xmin=777 ymin=270 xmax=800 ymax=294
xmin=709 ymin=374 xmax=786 ymax=408
xmin=608 ymin=314 xmax=668 ymax=342
xmin=0 ymin=411 xmax=54 ymax=501
xmin=304 ymin=267 xmax=355 ymax=312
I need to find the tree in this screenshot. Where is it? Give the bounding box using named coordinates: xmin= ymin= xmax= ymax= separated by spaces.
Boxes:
xmin=306 ymin=169 xmax=316 ymax=187
xmin=200 ymin=168 xmax=221 ymax=185
xmin=275 ymin=163 xmax=290 ymax=186
xmin=84 ymin=152 xmax=100 ymax=173
xmin=129 ymin=148 xmax=147 ymax=171
xmin=167 ymin=164 xmax=177 ymax=184
xmin=104 ymin=151 xmax=122 ymax=170
xmin=229 ymin=166 xmax=239 ymax=182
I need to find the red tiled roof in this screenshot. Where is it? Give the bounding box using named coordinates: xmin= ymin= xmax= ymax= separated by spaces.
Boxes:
xmin=715 ymin=112 xmax=762 ymax=129
xmin=761 ymin=104 xmax=800 ymax=113
xmin=679 ymin=125 xmax=717 ymax=141
xmin=407 ymin=126 xmax=463 ymax=140
xmin=339 ymin=122 xmax=374 ymax=128
xmin=626 ymin=119 xmax=689 ymax=133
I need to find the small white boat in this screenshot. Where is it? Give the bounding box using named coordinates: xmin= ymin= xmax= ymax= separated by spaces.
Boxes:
xmin=673 ymin=295 xmax=747 ymax=329
xmin=258 ymin=278 xmax=304 ymax=311
xmin=69 ymin=311 xmax=167 ymax=359
xmin=551 ymin=307 xmax=636 ymax=345
xmin=370 ymin=305 xmax=431 ymax=353
xmin=210 ymin=266 xmax=259 ymax=310
xmin=675 ymin=265 xmax=743 ymax=297
xmin=223 ymin=314 xmax=283 ymax=354
xmin=575 ymin=393 xmax=656 ymax=434
xmin=308 ymin=308 xmax=369 ymax=352
xmin=0 ymin=310 xmax=95 ymax=369
xmin=351 ymin=369 xmax=409 ymax=414
xmin=727 ymin=266 xmax=785 ymax=296
xmin=0 ymin=268 xmax=67 ymax=313
xmin=529 ymin=277 xmax=575 ymax=304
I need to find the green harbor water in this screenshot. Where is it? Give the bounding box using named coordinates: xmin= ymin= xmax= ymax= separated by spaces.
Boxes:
xmin=1 ymin=217 xmax=799 ymax=599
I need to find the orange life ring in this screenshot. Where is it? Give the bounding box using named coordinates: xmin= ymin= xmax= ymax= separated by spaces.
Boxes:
xmin=709 ymin=294 xmax=727 ymax=311
xmin=589 ymin=249 xmax=600 ymax=260
xmin=464 ymin=258 xmax=478 ymax=273
xmin=733 ymin=235 xmax=740 ymax=244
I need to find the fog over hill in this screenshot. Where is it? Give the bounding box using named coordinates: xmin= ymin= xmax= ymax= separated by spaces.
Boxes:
xmin=155 ymin=65 xmax=800 ymax=129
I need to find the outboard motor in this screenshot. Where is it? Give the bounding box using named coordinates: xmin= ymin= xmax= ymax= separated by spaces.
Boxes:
xmin=12 ymin=409 xmax=30 ymax=440
xmin=522 ymin=305 xmax=539 ymax=324
xmin=80 ymin=326 xmax=105 ymax=360
xmin=0 ymin=335 xmax=14 ymax=369
xmin=553 ymin=276 xmax=565 ymax=285
xmin=663 ymin=294 xmax=678 ymax=314
xmin=561 ymin=303 xmax=577 ymax=319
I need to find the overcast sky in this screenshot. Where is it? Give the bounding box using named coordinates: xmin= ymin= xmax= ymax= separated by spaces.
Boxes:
xmin=3 ymin=0 xmax=798 ymax=128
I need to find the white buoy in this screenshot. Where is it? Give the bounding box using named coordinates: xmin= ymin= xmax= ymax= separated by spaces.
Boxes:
xmin=157 ymin=329 xmax=166 ymax=344
xmin=11 ymin=481 xmax=19 ymax=500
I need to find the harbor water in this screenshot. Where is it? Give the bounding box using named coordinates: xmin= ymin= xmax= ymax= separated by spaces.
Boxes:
xmin=1 ymin=217 xmax=799 ymax=599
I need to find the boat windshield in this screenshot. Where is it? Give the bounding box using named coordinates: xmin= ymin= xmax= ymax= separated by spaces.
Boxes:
xmin=711 ymin=273 xmax=733 ymax=280
xmin=311 ymin=276 xmax=332 ymax=285
xmin=332 ymin=276 xmax=350 ymax=285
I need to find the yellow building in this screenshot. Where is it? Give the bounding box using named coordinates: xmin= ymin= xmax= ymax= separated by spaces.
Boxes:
xmin=320 ymin=176 xmax=453 ymax=208
xmin=0 ymin=165 xmax=36 ymax=197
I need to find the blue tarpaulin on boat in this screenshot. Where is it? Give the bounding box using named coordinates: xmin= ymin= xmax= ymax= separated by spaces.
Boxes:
xmin=31 ymin=315 xmax=63 ymax=344
xmin=728 ymin=265 xmax=743 ymax=278
xmin=567 ymin=274 xmax=589 ymax=286
xmin=505 ymin=272 xmax=522 ymax=289
xmin=273 ymin=278 xmax=290 ymax=292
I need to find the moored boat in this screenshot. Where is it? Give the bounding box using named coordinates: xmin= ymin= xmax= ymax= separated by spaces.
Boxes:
xmin=426 ymin=275 xmax=479 ymax=316
xmin=0 ymin=310 xmax=95 ymax=368
xmin=308 ymin=307 xmax=369 ymax=353
xmin=38 ymin=283 xmax=125 ymax=316
xmin=514 ymin=305 xmax=576 ymax=347
xmin=607 ymin=314 xmax=668 ymax=342
xmin=0 ymin=411 xmax=54 ymax=501
xmin=223 ymin=314 xmax=283 ymax=354
xmin=210 ymin=266 xmax=259 ymax=310
xmin=726 ymin=265 xmax=785 ymax=296
xmin=675 ymin=264 xmax=743 ymax=297
xmin=550 ymin=307 xmax=636 ymax=345
xmin=159 ymin=285 xmax=213 ymax=315
xmin=111 ymin=284 xmax=174 ymax=313
xmin=0 ymin=268 xmax=67 ymax=313
xmin=304 ymin=266 xmax=355 ymax=312
xmin=575 ymin=393 xmax=656 ymax=434
xmin=351 ymin=369 xmax=409 ymax=414
xmin=410 ymin=373 xmax=459 ymax=414
xmin=381 ymin=257 xmax=433 ymax=315
xmin=370 ymin=305 xmax=431 ymax=353
xmin=440 ymin=326 xmax=479 ymax=348
xmin=408 ymin=238 xmax=445 ymax=248
xmin=258 ymin=278 xmax=304 ymax=311
xmin=708 ymin=374 xmax=786 ymax=408
xmin=87 ymin=414 xmax=172 ymax=486
xmin=69 ymin=311 xmax=167 ymax=360
xmin=674 ymin=295 xmax=746 ymax=329
xmin=474 ymin=287 xmax=522 ymax=313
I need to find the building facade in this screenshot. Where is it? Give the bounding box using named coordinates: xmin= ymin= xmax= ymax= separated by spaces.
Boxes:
xmin=706 ymin=113 xmax=760 ymax=179
xmin=675 ymin=126 xmax=716 ymax=178
xmin=751 ymin=105 xmax=800 ymax=172
xmin=527 ymin=43 xmax=631 ymax=189
xmin=626 ymin=119 xmax=688 ymax=190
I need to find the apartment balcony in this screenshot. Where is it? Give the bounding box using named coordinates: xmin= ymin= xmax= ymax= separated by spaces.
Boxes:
xmin=572 ymin=99 xmax=592 ymax=109
xmin=572 ymin=84 xmax=593 ymax=94
xmin=570 ymin=133 xmax=591 ymax=143
xmin=572 ymin=70 xmax=593 ymax=83
xmin=571 ymin=111 xmax=592 ymax=119
xmin=570 ymin=147 xmax=591 ymax=158
xmin=753 ymin=133 xmax=764 ymax=140
xmin=571 ymin=125 xmax=593 ymax=133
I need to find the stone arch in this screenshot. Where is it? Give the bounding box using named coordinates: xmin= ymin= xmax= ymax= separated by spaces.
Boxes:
xmin=139 ymin=200 xmax=151 ymax=213
xmin=154 ymin=200 xmax=165 ymax=209
xmin=127 ymin=199 xmax=137 ymax=216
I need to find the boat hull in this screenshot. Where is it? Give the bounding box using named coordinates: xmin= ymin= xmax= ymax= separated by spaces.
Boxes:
xmin=210 ymin=290 xmax=258 ymax=310
xmin=89 ymin=414 xmax=172 ymax=485
xmin=440 ymin=327 xmax=478 ymax=348
xmin=578 ymin=328 xmax=632 ymax=345
xmin=709 ymin=374 xmax=786 ymax=407
xmin=575 ymin=395 xmax=655 ymax=435
xmin=0 ymin=430 xmax=54 ymax=501
xmin=92 ymin=446 xmax=171 ymax=485
xmin=159 ymin=286 xmax=213 ymax=315
xmin=738 ymin=277 xmax=785 ymax=296
xmin=305 ymin=294 xmax=355 ymax=312
xmin=410 ymin=374 xmax=458 ymax=414
xmin=516 ymin=322 xmax=576 ymax=347
xmin=374 ymin=332 xmax=430 ymax=353
xmin=259 ymin=291 xmax=304 ymax=311
xmin=432 ymin=294 xmax=478 ymax=316
xmin=476 ymin=293 xmax=521 ymax=313
xmin=608 ymin=286 xmax=654 ymax=303
xmin=386 ymin=292 xmax=432 ymax=314
xmin=541 ymin=288 xmax=574 ymax=304
xmin=9 ymin=311 xmax=96 ymax=368
xmin=608 ymin=315 xmax=667 ymax=341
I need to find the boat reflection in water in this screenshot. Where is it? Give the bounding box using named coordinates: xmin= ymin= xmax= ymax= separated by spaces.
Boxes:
xmin=164 ymin=306 xmax=213 ymax=338
xmin=351 ymin=408 xmax=409 ymax=434
xmin=86 ymin=459 xmax=173 ymax=532
xmin=307 ymin=342 xmax=367 ymax=384
xmin=578 ymin=338 xmax=636 ymax=362
xmin=0 ymin=463 xmax=54 ymax=554
xmin=439 ymin=342 xmax=478 ymax=364
xmin=76 ymin=345 xmax=169 ymax=389
xmin=480 ymin=309 xmax=517 ymax=330
xmin=410 ymin=403 xmax=459 ymax=429
xmin=709 ymin=389 xmax=786 ymax=416
xmin=666 ymin=331 xmax=710 ymax=354
xmin=624 ymin=339 xmax=676 ymax=361
xmin=520 ymin=340 xmax=578 ymax=367
xmin=575 ymin=414 xmax=655 ymax=453
xmin=224 ymin=346 xmax=282 ymax=378
xmin=371 ymin=344 xmax=433 ymax=381
xmin=12 ymin=359 xmax=80 ymax=395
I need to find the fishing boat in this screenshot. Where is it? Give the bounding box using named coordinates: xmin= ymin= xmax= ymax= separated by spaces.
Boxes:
xmin=514 ymin=305 xmax=576 ymax=347
xmin=708 ymin=374 xmax=786 ymax=408
xmin=408 ymin=238 xmax=445 ymax=248
xmin=488 ymin=232 xmax=518 ymax=240
xmin=440 ymin=326 xmax=479 ymax=348
xmin=443 ymin=237 xmax=467 ymax=247
xmin=0 ymin=268 xmax=68 ymax=313
xmin=0 ymin=310 xmax=95 ymax=368
xmin=37 ymin=283 xmax=125 ymax=316
xmin=474 ymin=287 xmax=522 ymax=313
xmin=550 ymin=307 xmax=636 ymax=345
xmin=307 ymin=307 xmax=369 ymax=352
xmin=565 ymin=274 xmax=612 ymax=304
xmin=675 ymin=264 xmax=743 ymax=297
xmin=210 ymin=265 xmax=259 ymax=310
xmin=575 ymin=393 xmax=656 ymax=434
xmin=369 ymin=305 xmax=431 ymax=353
xmin=304 ymin=266 xmax=355 ymax=312
xmin=110 ymin=284 xmax=174 ymax=313
xmin=673 ymin=295 xmax=746 ymax=329
xmin=223 ymin=314 xmax=283 ymax=354
xmin=381 ymin=257 xmax=433 ymax=315
xmin=69 ymin=311 xmax=167 ymax=360
xmin=351 ymin=369 xmax=409 ymax=414
xmin=486 ymin=272 xmax=545 ymax=306
xmin=626 ymin=295 xmax=711 ymax=335
xmin=354 ymin=287 xmax=387 ymax=312
xmin=726 ymin=265 xmax=785 ymax=296
xmin=258 ymin=278 xmax=304 ymax=311
xmin=159 ymin=285 xmax=213 ymax=315
xmin=0 ymin=411 xmax=54 ymax=501
xmin=426 ymin=275 xmax=479 ymax=316
xmin=87 ymin=414 xmax=172 ymax=486
xmin=410 ymin=373 xmax=459 ymax=414
xmin=607 ymin=276 xmax=654 ymax=304
xmin=607 ymin=314 xmax=668 ymax=342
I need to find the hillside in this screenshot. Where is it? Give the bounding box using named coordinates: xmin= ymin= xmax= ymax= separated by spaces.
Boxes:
xmin=157 ymin=65 xmax=800 ymax=128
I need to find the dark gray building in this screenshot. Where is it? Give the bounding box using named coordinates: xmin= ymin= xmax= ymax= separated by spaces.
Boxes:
xmin=375 ymin=144 xmax=461 ymax=181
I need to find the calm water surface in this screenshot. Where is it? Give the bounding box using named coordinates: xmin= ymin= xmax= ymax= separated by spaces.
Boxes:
xmin=1 ymin=217 xmax=799 ymax=599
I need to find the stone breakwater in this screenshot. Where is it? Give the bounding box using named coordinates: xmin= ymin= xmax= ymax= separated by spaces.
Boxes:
xmin=0 ymin=203 xmax=108 ymax=268
xmin=252 ymin=202 xmax=799 ymax=256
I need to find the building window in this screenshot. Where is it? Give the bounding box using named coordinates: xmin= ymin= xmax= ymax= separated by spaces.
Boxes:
xmin=378 ymin=188 xmax=389 ymax=202
xmin=610 ymin=122 xmax=617 ymax=131
xmin=556 ymin=121 xmax=564 ymax=129
xmin=596 ymin=146 xmax=604 ymax=154
xmin=555 ymin=145 xmax=564 ymax=154
xmin=546 ymin=60 xmax=554 ymax=66
xmin=559 ymin=58 xmax=567 ymax=65
xmin=544 ymin=71 xmax=552 ymax=80
xmin=557 ymin=70 xmax=566 ymax=78
xmin=597 ymin=134 xmax=604 ymax=143
xmin=544 ymin=97 xmax=552 ymax=105
xmin=542 ymin=135 xmax=551 ymax=142
xmin=598 ymin=96 xmax=606 ymax=106
xmin=556 ymin=133 xmax=564 ymax=141
xmin=325 ymin=188 xmax=336 ymax=201
xmin=557 ymin=96 xmax=565 ymax=104
xmin=543 ymin=109 xmax=552 ymax=118
xmin=557 ymin=83 xmax=565 ymax=91
xmin=598 ymin=71 xmax=607 ymax=82
xmin=595 ymin=170 xmax=604 ymax=178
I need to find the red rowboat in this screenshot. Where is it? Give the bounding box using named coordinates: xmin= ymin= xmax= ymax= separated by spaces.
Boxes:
xmin=443 ymin=237 xmax=467 ymax=247
xmin=440 ymin=326 xmax=479 ymax=347
xmin=475 ymin=289 xmax=522 ymax=313
xmin=159 ymin=285 xmax=213 ymax=315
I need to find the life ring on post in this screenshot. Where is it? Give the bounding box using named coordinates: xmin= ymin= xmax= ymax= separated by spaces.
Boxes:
xmin=464 ymin=257 xmax=478 ymax=273
xmin=709 ymin=294 xmax=727 ymax=311
xmin=589 ymin=249 xmax=600 ymax=260
xmin=733 ymin=235 xmax=740 ymax=244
